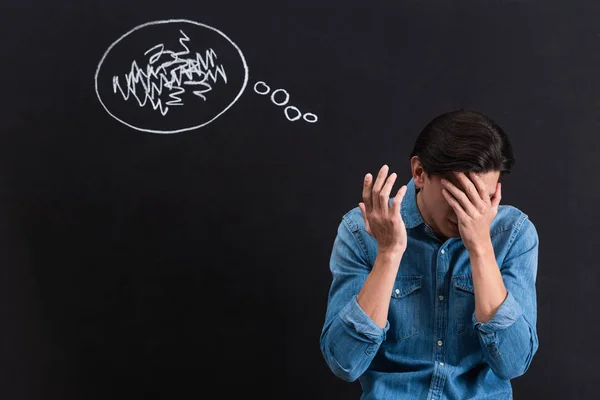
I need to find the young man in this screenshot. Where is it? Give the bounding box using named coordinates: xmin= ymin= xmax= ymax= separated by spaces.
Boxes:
xmin=320 ymin=110 xmax=539 ymax=400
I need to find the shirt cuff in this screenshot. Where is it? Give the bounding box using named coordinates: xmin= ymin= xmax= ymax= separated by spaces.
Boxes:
xmin=473 ymin=290 xmax=523 ymax=335
xmin=338 ymin=295 xmax=389 ymax=343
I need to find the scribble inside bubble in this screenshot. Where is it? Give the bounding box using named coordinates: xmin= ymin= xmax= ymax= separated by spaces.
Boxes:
xmin=95 ymin=19 xmax=249 ymax=134
xmin=110 ymin=36 xmax=229 ymax=116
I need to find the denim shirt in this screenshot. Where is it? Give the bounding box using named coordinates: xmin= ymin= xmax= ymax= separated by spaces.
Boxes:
xmin=320 ymin=177 xmax=539 ymax=400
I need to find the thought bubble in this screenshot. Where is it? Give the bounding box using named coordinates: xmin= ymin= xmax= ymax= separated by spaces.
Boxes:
xmin=95 ymin=19 xmax=249 ymax=134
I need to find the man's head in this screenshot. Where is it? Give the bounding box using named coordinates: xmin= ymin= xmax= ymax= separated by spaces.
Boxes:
xmin=408 ymin=109 xmax=515 ymax=241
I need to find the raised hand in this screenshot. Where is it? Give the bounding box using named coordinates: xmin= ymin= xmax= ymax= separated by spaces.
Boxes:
xmin=358 ymin=164 xmax=408 ymax=254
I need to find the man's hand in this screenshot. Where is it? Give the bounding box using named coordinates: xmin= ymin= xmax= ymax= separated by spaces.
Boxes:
xmin=440 ymin=171 xmax=501 ymax=253
xmin=358 ymin=164 xmax=408 ymax=254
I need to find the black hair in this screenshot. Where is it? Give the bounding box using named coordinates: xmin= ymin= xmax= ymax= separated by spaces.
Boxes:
xmin=409 ymin=109 xmax=515 ymax=179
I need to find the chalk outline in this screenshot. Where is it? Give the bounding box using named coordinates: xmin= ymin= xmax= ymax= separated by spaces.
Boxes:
xmin=303 ymin=113 xmax=318 ymax=123
xmin=254 ymin=81 xmax=270 ymax=95
xmin=284 ymin=106 xmax=301 ymax=121
xmin=94 ymin=19 xmax=249 ymax=134
xmin=271 ymin=89 xmax=290 ymax=106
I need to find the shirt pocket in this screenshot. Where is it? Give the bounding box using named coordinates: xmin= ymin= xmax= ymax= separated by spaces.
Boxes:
xmin=387 ymin=275 xmax=423 ymax=342
xmin=452 ymin=274 xmax=476 ymax=337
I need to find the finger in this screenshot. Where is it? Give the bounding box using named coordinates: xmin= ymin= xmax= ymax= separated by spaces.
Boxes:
xmin=358 ymin=202 xmax=366 ymax=221
xmin=468 ymin=172 xmax=489 ymax=204
xmin=380 ymin=172 xmax=397 ymax=215
xmin=358 ymin=202 xmax=368 ymax=230
xmin=362 ymin=173 xmax=374 ymax=213
xmin=442 ymin=176 xmax=478 ymax=217
xmin=392 ymin=185 xmax=407 ymax=216
xmin=372 ymin=164 xmax=390 ymax=211
xmin=442 ymin=188 xmax=468 ymax=221
xmin=454 ymin=171 xmax=485 ymax=206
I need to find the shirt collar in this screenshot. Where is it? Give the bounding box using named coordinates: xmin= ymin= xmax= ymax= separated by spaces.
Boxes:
xmin=400 ymin=177 xmax=425 ymax=229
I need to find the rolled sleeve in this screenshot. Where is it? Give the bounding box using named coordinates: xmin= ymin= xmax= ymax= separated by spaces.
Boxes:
xmin=472 ymin=290 xmax=523 ymax=335
xmin=339 ymin=295 xmax=389 ymax=343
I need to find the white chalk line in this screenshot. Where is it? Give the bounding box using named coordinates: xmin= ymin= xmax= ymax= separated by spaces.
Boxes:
xmin=254 ymin=80 xmax=318 ymax=123
xmin=95 ymin=19 xmax=249 ymax=134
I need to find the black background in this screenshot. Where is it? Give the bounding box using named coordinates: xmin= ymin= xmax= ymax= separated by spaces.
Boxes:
xmin=1 ymin=0 xmax=598 ymax=399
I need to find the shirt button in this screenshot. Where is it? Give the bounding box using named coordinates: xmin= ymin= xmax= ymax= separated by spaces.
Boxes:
xmin=395 ymin=289 xmax=400 ymax=295
xmin=439 ymin=295 xmax=444 ymax=301
xmin=441 ymin=249 xmax=445 ymax=254
xmin=437 ymin=340 xmax=443 ymax=347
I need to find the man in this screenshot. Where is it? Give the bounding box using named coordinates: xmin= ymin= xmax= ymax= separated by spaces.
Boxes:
xmin=320 ymin=110 xmax=539 ymax=399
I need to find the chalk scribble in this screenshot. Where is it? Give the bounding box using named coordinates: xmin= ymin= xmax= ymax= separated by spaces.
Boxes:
xmin=112 ymin=30 xmax=228 ymax=116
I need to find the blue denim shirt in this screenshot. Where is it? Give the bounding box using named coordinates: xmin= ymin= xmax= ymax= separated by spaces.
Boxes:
xmin=320 ymin=177 xmax=539 ymax=400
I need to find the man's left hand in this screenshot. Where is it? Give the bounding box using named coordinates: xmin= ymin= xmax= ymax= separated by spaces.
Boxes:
xmin=441 ymin=171 xmax=501 ymax=253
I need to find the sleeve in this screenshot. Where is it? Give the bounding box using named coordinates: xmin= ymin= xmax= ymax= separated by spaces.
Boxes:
xmin=319 ymin=215 xmax=388 ymax=382
xmin=472 ymin=216 xmax=540 ymax=380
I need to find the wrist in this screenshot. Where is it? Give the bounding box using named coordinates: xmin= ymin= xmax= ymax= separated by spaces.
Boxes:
xmin=377 ymin=247 xmax=405 ymax=260
xmin=468 ymin=240 xmax=494 ymax=259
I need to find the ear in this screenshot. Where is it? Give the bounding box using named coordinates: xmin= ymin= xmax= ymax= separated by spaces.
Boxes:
xmin=416 ymin=171 xmax=427 ymax=187
xmin=410 ymin=156 xmax=427 ymax=188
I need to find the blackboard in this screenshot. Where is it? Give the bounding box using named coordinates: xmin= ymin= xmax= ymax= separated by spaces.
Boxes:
xmin=1 ymin=1 xmax=599 ymax=399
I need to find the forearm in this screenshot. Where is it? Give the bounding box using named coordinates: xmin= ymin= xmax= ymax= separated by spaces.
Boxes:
xmin=356 ymin=249 xmax=403 ymax=328
xmin=469 ymin=240 xmax=507 ymax=323
xmin=469 ymin=239 xmax=539 ymax=380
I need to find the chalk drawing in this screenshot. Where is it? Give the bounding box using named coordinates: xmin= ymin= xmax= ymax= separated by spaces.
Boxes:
xmin=95 ymin=19 xmax=249 ymax=134
xmin=271 ymin=89 xmax=290 ymax=106
xmin=96 ymin=20 xmax=318 ymax=132
xmin=253 ymin=80 xmax=318 ymax=123
xmin=253 ymin=81 xmax=270 ymax=95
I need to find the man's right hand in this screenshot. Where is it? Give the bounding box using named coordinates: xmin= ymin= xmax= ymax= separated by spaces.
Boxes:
xmin=358 ymin=164 xmax=408 ymax=254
